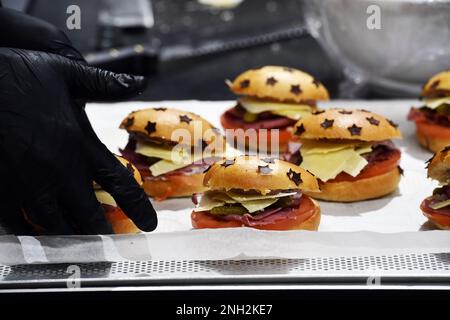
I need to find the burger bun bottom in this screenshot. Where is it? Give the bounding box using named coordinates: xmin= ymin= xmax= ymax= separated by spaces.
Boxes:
xmin=143 ymin=173 xmax=208 ymax=201
xmin=416 ymin=129 xmax=450 ymax=153
xmin=305 ymin=168 xmax=401 ymax=202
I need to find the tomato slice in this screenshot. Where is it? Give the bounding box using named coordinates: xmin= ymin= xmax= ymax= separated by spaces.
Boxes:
xmin=221 ymin=112 xmax=293 ymax=151
xmin=191 ymin=195 xmax=317 ymax=230
xmin=416 ymin=121 xmax=450 ymax=139
xmin=409 ymin=108 xmax=450 ymax=139
xmin=328 ymin=149 xmax=401 ymax=183
xmin=421 ymin=197 xmax=450 ymax=228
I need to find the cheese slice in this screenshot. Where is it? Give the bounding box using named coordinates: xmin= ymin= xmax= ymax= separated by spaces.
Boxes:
xmin=136 ymin=142 xmax=189 ymax=164
xmin=430 ymin=198 xmax=450 ymax=210
xmin=301 ymin=140 xmax=362 ymax=154
xmin=193 ymin=192 xmax=236 ymax=212
xmin=149 ymin=160 xmax=189 ymax=177
xmin=240 ymin=198 xmax=278 ymax=213
xmin=300 ymin=142 xmax=371 ymax=181
xmin=149 ymin=149 xmax=206 ymax=177
xmin=424 ymin=97 xmax=450 ymax=109
xmin=95 ymin=190 xmax=117 ymax=207
xmin=342 ymin=151 xmax=369 ymax=177
xmin=194 ymin=191 xmax=288 ymax=213
xmin=239 ymin=97 xmax=313 ymax=120
xmin=226 ymin=191 xmax=297 ymax=202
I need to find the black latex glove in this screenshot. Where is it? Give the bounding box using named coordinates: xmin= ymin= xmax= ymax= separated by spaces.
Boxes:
xmin=0 ymin=8 xmax=157 ymax=235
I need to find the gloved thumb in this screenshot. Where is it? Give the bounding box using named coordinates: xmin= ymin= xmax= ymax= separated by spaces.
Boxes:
xmin=59 ymin=56 xmax=148 ymax=101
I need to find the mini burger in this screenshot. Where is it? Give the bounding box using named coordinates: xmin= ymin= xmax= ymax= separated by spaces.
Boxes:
xmin=420 ymin=146 xmax=450 ymax=230
xmin=191 ymin=156 xmax=321 ymax=230
xmin=94 ymin=156 xmax=143 ymax=234
xmin=408 ymin=70 xmax=450 ymax=152
xmin=293 ymin=109 xmax=402 ymax=202
xmin=221 ymin=66 xmax=329 ymax=151
xmin=120 ymin=108 xmax=223 ymax=201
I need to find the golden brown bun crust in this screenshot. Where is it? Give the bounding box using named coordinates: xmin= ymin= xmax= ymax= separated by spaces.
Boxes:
xmin=305 ymin=168 xmax=401 ymax=202
xmin=143 ymin=173 xmax=207 ymax=201
xmin=116 ymin=156 xmax=143 ymax=185
xmin=204 ymin=156 xmax=319 ymax=192
xmin=228 ymin=66 xmax=329 ymax=103
xmin=426 ymin=145 xmax=450 ymax=183
xmin=421 ymin=70 xmax=450 ymax=98
xmin=120 ymin=108 xmax=219 ymax=145
xmin=416 ymin=129 xmax=450 ymax=154
xmin=294 ymin=108 xmax=402 ymax=141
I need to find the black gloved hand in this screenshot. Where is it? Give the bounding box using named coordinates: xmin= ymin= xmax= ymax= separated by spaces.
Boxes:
xmin=0 ymin=8 xmax=157 ymax=235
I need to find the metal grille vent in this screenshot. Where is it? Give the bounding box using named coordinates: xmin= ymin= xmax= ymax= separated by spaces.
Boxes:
xmin=1 ymin=253 xmax=449 ymax=286
xmin=0 ymin=265 xmax=11 ymax=277
xmin=109 ymin=253 xmax=450 ymax=276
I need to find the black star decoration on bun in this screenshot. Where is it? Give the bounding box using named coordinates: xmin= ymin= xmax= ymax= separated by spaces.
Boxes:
xmin=366 ymin=117 xmax=380 ymax=126
xmin=145 ymin=121 xmax=157 ymax=135
xmin=387 ymin=119 xmax=399 ymax=128
xmin=313 ymin=110 xmax=325 ymax=115
xmin=258 ymin=165 xmax=273 ymax=175
xmin=124 ymin=117 xmax=134 ymax=128
xmin=347 ymin=124 xmax=362 ymax=136
xmin=287 ymin=169 xmax=302 ymax=186
xmin=312 ymin=78 xmax=321 ymax=88
xmin=221 ymin=159 xmax=235 ymax=168
xmin=339 ymin=110 xmax=352 ymax=115
xmin=290 ymin=84 xmax=302 ymax=95
xmin=126 ymin=162 xmax=135 ymax=174
xmin=266 ymin=77 xmax=278 ymax=86
xmin=154 ymin=107 xmax=167 ymax=111
xmin=295 ymin=124 xmax=305 ymax=136
xmin=240 ymin=79 xmax=250 ymax=88
xmin=320 ymin=119 xmax=334 ymax=129
xmin=430 ymin=80 xmax=440 ymax=89
xmin=180 ymin=115 xmax=192 ymax=124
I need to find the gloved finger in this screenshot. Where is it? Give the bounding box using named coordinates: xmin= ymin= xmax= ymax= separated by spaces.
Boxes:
xmin=0 ymin=8 xmax=84 ymax=61
xmin=58 ymin=172 xmax=114 ymax=235
xmin=23 ymin=193 xmax=76 ymax=235
xmin=92 ymin=151 xmax=157 ymax=232
xmin=67 ymin=107 xmax=157 ymax=232
xmin=0 ymin=200 xmax=34 ymax=236
xmin=0 ymin=153 xmax=34 ymax=235
xmin=55 ymin=56 xmax=147 ymax=101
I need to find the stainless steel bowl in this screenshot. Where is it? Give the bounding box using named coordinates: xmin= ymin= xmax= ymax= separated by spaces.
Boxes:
xmin=304 ymin=0 xmax=450 ymax=97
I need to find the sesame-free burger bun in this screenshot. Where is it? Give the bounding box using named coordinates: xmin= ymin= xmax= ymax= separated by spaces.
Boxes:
xmin=143 ymin=173 xmax=208 ymax=201
xmin=416 ymin=130 xmax=450 ymax=154
xmin=294 ymin=108 xmax=402 ymax=141
xmin=426 ymin=146 xmax=450 ymax=184
xmin=421 ymin=70 xmax=450 ymax=98
xmin=227 ymin=66 xmax=329 ymax=103
xmin=204 ymin=156 xmax=319 ymax=193
xmin=120 ymin=108 xmax=219 ymax=145
xmin=305 ymin=167 xmax=401 ymax=202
